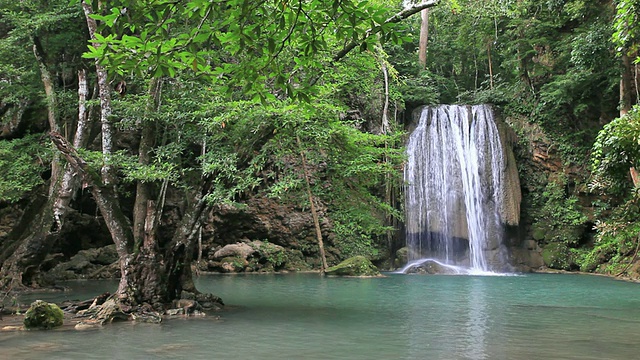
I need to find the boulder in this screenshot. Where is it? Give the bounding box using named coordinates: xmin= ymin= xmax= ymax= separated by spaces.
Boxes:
xmin=404 ymin=259 xmax=461 ymax=275
xmin=325 ymin=256 xmax=381 ymax=277
xmin=23 ymin=300 xmax=64 ymax=330
xmin=395 ymin=247 xmax=409 ymax=265
xmin=212 ymin=243 xmax=255 ymax=260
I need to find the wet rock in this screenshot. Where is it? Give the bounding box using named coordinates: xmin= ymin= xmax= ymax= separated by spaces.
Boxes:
xmin=404 ymin=260 xmax=461 ymax=275
xmin=23 ymin=300 xmax=64 ymax=330
xmin=1 ymin=325 xmax=23 ymax=331
xmin=74 ymin=323 xmax=101 ymax=331
xmin=195 ymin=293 xmax=224 ymax=310
xmin=325 ymin=256 xmax=381 ymax=277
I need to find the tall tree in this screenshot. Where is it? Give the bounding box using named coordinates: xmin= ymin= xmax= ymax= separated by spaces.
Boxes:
xmin=41 ymin=0 xmax=440 ymax=318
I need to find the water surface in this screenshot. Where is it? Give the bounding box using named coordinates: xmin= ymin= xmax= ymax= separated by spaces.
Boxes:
xmin=2 ymin=273 xmax=640 ymax=359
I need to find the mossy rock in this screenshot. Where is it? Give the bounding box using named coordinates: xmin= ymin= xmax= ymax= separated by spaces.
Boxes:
xmin=531 ymin=225 xmax=547 ymax=241
xmin=541 ymin=242 xmax=575 ymax=270
xmin=395 ymin=247 xmax=409 ymax=266
xmin=325 ymin=256 xmax=381 ymax=277
xmin=23 ymin=300 xmax=64 ymax=330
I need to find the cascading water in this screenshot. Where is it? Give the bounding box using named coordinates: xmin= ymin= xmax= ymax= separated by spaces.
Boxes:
xmin=403 ymin=105 xmax=506 ymax=274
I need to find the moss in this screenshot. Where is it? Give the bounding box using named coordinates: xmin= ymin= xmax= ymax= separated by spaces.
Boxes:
xmin=23 ymin=300 xmax=64 ymax=330
xmin=532 ymin=226 xmax=547 ymax=241
xmin=395 ymin=247 xmax=409 ymax=266
xmin=325 ymin=256 xmax=381 ymax=277
xmin=541 ymin=242 xmax=576 ymax=270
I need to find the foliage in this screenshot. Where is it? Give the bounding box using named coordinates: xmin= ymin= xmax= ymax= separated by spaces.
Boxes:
xmin=612 ymin=0 xmax=640 ymax=57
xmin=198 ymin=97 xmax=404 ymax=258
xmin=0 ymin=135 xmax=50 ymax=203
xmin=530 ymin=175 xmax=588 ymax=246
xmin=576 ymin=196 xmax=640 ymax=273
xmin=591 ymin=106 xmax=640 ymax=196
xmin=80 ymin=0 xmax=412 ymax=102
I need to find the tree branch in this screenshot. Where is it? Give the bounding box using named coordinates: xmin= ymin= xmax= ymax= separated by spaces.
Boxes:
xmin=332 ymin=1 xmax=440 ymax=64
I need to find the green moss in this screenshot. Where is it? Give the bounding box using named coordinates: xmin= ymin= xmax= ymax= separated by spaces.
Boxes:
xmin=23 ymin=300 xmax=64 ymax=330
xmin=325 ymin=256 xmax=381 ymax=277
xmin=541 ymin=242 xmax=576 ymax=270
xmin=532 ymin=226 xmax=546 ymax=241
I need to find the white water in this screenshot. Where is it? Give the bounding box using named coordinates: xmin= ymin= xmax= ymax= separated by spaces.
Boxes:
xmin=404 ymin=105 xmax=506 ymax=273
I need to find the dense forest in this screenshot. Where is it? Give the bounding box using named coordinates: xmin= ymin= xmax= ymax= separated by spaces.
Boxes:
xmin=1 ymin=0 xmax=640 ymax=318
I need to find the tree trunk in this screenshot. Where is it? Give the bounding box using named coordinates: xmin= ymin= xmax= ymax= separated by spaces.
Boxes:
xmin=380 ymin=55 xmax=394 ymax=265
xmin=487 ymin=41 xmax=494 ymax=90
xmin=32 ymin=35 xmax=61 ymax=194
xmin=82 ymin=0 xmax=115 ymax=186
xmin=621 ymin=53 xmax=634 ymax=116
xmin=0 ymin=65 xmax=91 ymax=291
xmin=418 ymin=9 xmax=429 ymax=68
xmin=133 ymin=78 xmax=163 ymax=251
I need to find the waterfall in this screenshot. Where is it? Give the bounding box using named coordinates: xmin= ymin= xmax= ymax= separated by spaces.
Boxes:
xmin=404 ymin=105 xmax=506 ymax=273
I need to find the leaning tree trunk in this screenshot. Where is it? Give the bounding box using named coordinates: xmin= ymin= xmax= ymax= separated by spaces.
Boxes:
xmin=0 ymin=64 xmax=91 ymax=290
xmin=296 ymin=135 xmax=328 ymax=271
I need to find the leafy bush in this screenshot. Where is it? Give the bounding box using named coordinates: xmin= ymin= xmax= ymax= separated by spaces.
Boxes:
xmin=0 ymin=135 xmax=51 ymax=203
xmin=591 ymin=106 xmax=640 ymax=196
xmin=530 ymin=175 xmax=588 ymax=246
xmin=576 ymin=197 xmax=640 ymax=273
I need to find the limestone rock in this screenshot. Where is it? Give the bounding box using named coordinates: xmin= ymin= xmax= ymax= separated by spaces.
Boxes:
xmin=23 ymin=300 xmax=64 ymax=330
xmin=213 ymin=243 xmax=255 ymax=260
xmin=325 ymin=256 xmax=381 ymax=277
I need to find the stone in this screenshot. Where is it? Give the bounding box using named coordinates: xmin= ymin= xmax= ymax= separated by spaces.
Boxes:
xmin=395 ymin=247 xmax=409 ymax=266
xmin=74 ymin=322 xmax=101 ymax=330
xmin=325 ymin=256 xmax=381 ymax=277
xmin=1 ymin=325 xmax=23 ymax=331
xmin=531 ymin=226 xmax=546 ymax=241
xmin=404 ymin=259 xmax=461 ymax=275
xmin=23 ymin=300 xmax=64 ymax=330
xmin=212 ymin=243 xmax=255 ymax=260
xmin=94 ymin=245 xmax=118 ymax=265
xmin=523 ymin=240 xmax=538 ymax=250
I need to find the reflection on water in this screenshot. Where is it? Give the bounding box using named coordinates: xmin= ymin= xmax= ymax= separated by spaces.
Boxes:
xmin=2 ymin=273 xmax=640 ymax=360
xmin=464 ymin=278 xmax=487 ymax=360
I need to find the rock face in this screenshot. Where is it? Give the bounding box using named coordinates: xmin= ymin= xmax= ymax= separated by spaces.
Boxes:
xmin=325 ymin=256 xmax=381 ymax=277
xmin=200 ymin=196 xmax=335 ymax=271
xmin=23 ymin=300 xmax=64 ymax=330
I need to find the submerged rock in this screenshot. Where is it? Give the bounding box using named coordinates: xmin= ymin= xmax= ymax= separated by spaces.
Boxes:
xmin=325 ymin=256 xmax=381 ymax=277
xmin=23 ymin=300 xmax=64 ymax=330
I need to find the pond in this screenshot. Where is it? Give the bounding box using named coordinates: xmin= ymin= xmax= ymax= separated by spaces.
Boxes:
xmin=2 ymin=273 xmax=640 ymax=359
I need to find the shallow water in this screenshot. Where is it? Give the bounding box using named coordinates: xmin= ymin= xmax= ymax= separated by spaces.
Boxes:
xmin=3 ymin=273 xmax=640 ymax=360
